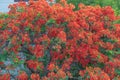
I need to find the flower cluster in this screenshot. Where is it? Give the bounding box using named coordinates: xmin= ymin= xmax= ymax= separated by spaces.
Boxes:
xmin=0 ymin=0 xmax=120 ymax=79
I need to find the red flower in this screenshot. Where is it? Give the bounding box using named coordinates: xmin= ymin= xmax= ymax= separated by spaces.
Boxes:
xmin=31 ymin=73 xmax=40 ymax=80
xmin=79 ymin=67 xmax=110 ymax=80
xmin=47 ymin=63 xmax=55 ymax=71
xmin=17 ymin=72 xmax=28 ymax=80
xmin=33 ymin=45 xmax=44 ymax=58
xmin=0 ymin=74 xmax=10 ymax=80
xmin=57 ymin=69 xmax=66 ymax=79
xmin=27 ymin=60 xmax=44 ymax=71
xmin=57 ymin=31 xmax=66 ymax=42
xmin=21 ymin=33 xmax=30 ymax=43
xmin=48 ymin=28 xmax=59 ymax=38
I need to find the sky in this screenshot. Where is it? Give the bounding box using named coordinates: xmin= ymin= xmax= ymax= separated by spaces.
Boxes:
xmin=0 ymin=0 xmax=14 ymax=12
xmin=0 ymin=0 xmax=55 ymax=13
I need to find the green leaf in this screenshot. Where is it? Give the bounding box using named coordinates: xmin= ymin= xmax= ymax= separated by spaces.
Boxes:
xmin=25 ymin=27 xmax=30 ymax=31
xmin=17 ymin=7 xmax=24 ymax=12
xmin=19 ymin=60 xmax=25 ymax=64
xmin=1 ymin=23 xmax=7 ymax=30
xmin=46 ymin=19 xmax=56 ymax=26
xmin=115 ymin=69 xmax=120 ymax=75
xmin=4 ymin=14 xmax=9 ymax=19
xmin=106 ymin=50 xmax=114 ymax=57
xmin=18 ymin=41 xmax=22 ymax=45
xmin=0 ymin=14 xmax=9 ymax=19
xmin=0 ymin=50 xmax=8 ymax=61
xmin=41 ymin=25 xmax=46 ymax=33
xmin=114 ymin=48 xmax=120 ymax=54
xmin=65 ymin=76 xmax=69 ymax=80
xmin=61 ymin=42 xmax=66 ymax=49
xmin=70 ymin=62 xmax=84 ymax=77
xmin=97 ymin=63 xmax=105 ymax=68
xmin=38 ymin=58 xmax=45 ymax=62
xmin=100 ymin=36 xmax=117 ymax=43
xmin=61 ymin=22 xmax=68 ymax=27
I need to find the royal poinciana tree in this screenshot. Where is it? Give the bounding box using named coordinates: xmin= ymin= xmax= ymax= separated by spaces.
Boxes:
xmin=0 ymin=0 xmax=120 ymax=80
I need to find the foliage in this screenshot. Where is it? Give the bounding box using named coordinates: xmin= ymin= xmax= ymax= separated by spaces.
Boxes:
xmin=56 ymin=0 xmax=120 ymax=16
xmin=0 ymin=0 xmax=120 ymax=80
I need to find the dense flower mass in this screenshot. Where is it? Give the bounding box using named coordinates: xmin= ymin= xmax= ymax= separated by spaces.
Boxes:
xmin=0 ymin=0 xmax=120 ymax=79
